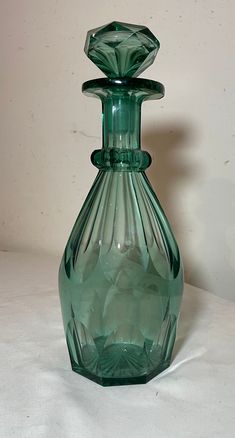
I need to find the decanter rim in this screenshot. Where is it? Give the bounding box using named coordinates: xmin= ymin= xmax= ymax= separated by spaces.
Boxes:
xmin=82 ymin=77 xmax=164 ymax=100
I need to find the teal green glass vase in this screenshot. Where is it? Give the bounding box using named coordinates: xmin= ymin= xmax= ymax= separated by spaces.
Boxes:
xmin=59 ymin=21 xmax=183 ymax=386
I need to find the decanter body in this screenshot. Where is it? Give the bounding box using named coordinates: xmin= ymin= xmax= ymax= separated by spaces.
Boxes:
xmin=59 ymin=22 xmax=183 ymax=386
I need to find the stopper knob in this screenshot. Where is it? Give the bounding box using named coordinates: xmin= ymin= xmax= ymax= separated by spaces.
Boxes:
xmin=84 ymin=21 xmax=160 ymax=78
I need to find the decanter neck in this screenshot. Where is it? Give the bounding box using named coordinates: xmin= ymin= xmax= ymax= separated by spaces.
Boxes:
xmin=102 ymin=91 xmax=141 ymax=150
xmin=82 ymin=78 xmax=164 ymax=171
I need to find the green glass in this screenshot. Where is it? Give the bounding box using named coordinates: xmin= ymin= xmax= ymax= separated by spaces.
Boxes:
xmin=84 ymin=21 xmax=160 ymax=78
xmin=59 ymin=21 xmax=183 ymax=386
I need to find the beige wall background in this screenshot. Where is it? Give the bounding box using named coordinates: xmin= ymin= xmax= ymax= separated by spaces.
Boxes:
xmin=1 ymin=0 xmax=235 ymax=300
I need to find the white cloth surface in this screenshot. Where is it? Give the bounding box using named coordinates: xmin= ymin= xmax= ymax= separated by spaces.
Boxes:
xmin=0 ymin=251 xmax=234 ymax=438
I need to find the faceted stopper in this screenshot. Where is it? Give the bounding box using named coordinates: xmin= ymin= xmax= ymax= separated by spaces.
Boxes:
xmin=84 ymin=21 xmax=160 ymax=78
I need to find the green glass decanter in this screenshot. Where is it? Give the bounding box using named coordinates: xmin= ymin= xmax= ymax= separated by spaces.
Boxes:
xmin=59 ymin=21 xmax=183 ymax=386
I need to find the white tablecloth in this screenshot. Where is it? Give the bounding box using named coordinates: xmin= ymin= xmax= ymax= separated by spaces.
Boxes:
xmin=0 ymin=251 xmax=234 ymax=438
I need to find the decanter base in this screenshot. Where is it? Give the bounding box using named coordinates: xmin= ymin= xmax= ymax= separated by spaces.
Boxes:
xmin=70 ymin=359 xmax=171 ymax=387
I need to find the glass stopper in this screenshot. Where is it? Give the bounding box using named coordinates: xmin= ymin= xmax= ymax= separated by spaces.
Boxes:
xmin=84 ymin=21 xmax=160 ymax=78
